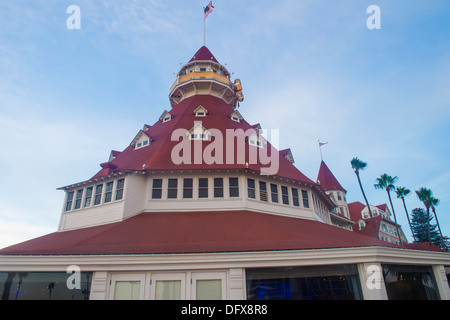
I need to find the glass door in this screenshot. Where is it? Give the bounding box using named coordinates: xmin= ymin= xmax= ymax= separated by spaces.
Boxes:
xmin=191 ymin=272 xmax=226 ymax=300
xmin=150 ymin=273 xmax=186 ymax=300
xmin=109 ymin=273 xmax=146 ymax=300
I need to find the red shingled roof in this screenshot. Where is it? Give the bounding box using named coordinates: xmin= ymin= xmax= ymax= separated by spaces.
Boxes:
xmin=0 ymin=211 xmax=398 ymax=255
xmin=317 ymin=161 xmax=346 ymax=192
xmin=90 ymin=94 xmax=315 ymax=186
xmin=189 ymin=46 xmax=219 ymax=63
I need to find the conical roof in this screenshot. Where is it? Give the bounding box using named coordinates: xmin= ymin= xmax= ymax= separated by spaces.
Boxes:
xmin=189 ymin=46 xmax=219 ymax=63
xmin=317 ymin=161 xmax=346 ymax=192
xmin=74 ymin=46 xmax=334 ymax=209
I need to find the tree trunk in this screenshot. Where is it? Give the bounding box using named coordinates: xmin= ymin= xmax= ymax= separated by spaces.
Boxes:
xmin=432 ymin=207 xmax=447 ymax=251
xmin=401 ymin=196 xmax=418 ymax=248
xmin=426 ymin=205 xmax=432 ymax=251
xmin=355 ymin=171 xmax=378 ymax=238
xmin=386 ymin=189 xmax=402 ymax=246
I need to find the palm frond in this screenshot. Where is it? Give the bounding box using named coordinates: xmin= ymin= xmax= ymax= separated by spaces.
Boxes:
xmin=350 ymin=157 xmax=367 ymax=171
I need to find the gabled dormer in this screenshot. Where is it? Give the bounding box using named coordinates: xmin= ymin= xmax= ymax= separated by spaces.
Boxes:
xmin=143 ymin=124 xmax=151 ymax=131
xmin=131 ymin=130 xmax=153 ymax=150
xmin=159 ymin=110 xmax=173 ymax=123
xmin=187 ymin=121 xmax=211 ymax=141
xmin=229 ymin=110 xmax=243 ymax=123
xmin=248 ymin=124 xmax=266 ymax=148
xmin=193 ymin=105 xmax=209 ymax=117
xmin=280 ymin=148 xmax=295 ymax=164
xmin=109 ymin=150 xmax=121 ymax=162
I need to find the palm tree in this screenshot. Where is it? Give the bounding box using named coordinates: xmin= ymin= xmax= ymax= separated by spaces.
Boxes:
xmin=374 ymin=174 xmax=403 ymax=246
xmin=430 ymin=196 xmax=447 ymax=251
xmin=395 ymin=187 xmax=417 ymax=246
xmin=351 ymin=157 xmax=378 ymax=238
xmin=415 ymin=187 xmax=433 ymax=250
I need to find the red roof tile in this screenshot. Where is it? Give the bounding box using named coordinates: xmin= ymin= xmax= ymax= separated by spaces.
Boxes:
xmin=90 ymin=95 xmax=316 ymax=186
xmin=317 ymin=161 xmax=346 ymax=192
xmin=0 ymin=211 xmax=398 ymax=255
xmin=189 ymin=46 xmax=219 ymax=63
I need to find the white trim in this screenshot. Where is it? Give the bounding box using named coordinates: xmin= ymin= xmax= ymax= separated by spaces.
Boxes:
xmin=1 ymin=247 xmax=449 ymax=272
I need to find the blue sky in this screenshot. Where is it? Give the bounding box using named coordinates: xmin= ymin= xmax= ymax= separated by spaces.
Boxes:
xmin=0 ymin=0 xmax=449 ymax=248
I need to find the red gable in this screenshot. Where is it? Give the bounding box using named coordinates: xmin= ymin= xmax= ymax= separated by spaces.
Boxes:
xmin=317 ymin=161 xmax=346 ymax=192
xmin=189 ymin=46 xmax=219 ymax=63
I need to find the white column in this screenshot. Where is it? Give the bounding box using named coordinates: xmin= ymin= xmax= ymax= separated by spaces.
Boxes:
xmin=432 ymin=265 xmax=450 ymax=300
xmin=89 ymin=271 xmax=109 ymax=300
xmin=357 ymin=263 xmax=388 ymax=300
xmin=228 ymin=268 xmax=246 ymax=300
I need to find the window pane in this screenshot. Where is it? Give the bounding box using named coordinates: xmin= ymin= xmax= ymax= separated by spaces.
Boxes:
xmin=168 ymin=179 xmax=178 ymax=199
xmin=153 ymin=179 xmax=162 ymax=188
xmin=115 ymin=178 xmax=125 ymax=200
xmin=229 ymin=178 xmax=239 ymax=198
xmin=84 ymin=187 xmax=93 ymax=207
xmin=214 ymin=178 xmax=223 ymax=198
xmin=74 ymin=189 xmax=83 ymax=209
xmin=152 ymin=179 xmax=162 ymax=199
xmin=281 ymin=186 xmax=289 ymax=205
xmin=382 ymin=264 xmax=440 ymax=300
xmin=94 ymin=184 xmax=103 ymax=205
xmin=292 ymin=188 xmax=299 ymax=207
xmin=199 ymin=178 xmax=208 ymax=198
xmin=248 ymin=179 xmax=256 ymax=199
xmin=259 ymin=182 xmax=267 ymax=202
xmin=271 ymin=184 xmax=278 ymax=203
xmin=196 ymin=280 xmax=222 ymax=300
xmin=302 ymin=190 xmax=309 ymax=208
xmin=65 ymin=191 xmax=74 ymax=211
xmin=183 ymin=178 xmax=193 ymax=199
xmin=105 ymin=181 xmax=113 ymax=192
xmin=116 ymin=178 xmax=125 ymax=190
xmin=0 ymin=272 xmax=92 ymax=300
xmin=199 ymin=178 xmax=208 ymax=188
xmin=104 ymin=181 xmax=114 ymax=203
xmin=246 ymin=265 xmax=362 ymax=300
xmin=155 ymin=280 xmax=182 ymax=300
xmin=152 ymin=189 xmax=162 ymax=199
xmin=214 ymin=178 xmax=223 ymax=187
xmin=114 ymin=281 xmax=141 ymax=300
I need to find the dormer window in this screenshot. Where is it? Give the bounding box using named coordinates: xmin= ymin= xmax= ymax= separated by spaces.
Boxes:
xmin=248 ymin=131 xmax=266 ymax=148
xmin=131 ymin=130 xmax=153 ymax=150
xmin=188 ymin=122 xmax=211 ymax=141
xmin=193 ymin=105 xmax=209 ymax=117
xmin=231 ymin=111 xmax=243 ymax=122
xmin=159 ymin=110 xmax=173 ymax=123
xmin=229 ymin=110 xmax=243 ymax=123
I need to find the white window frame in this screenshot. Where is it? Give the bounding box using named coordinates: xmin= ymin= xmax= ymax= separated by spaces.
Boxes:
xmin=109 ymin=273 xmax=146 ymax=300
xmin=190 ymin=272 xmax=227 ymax=300
xmin=150 ymin=273 xmax=186 ymax=300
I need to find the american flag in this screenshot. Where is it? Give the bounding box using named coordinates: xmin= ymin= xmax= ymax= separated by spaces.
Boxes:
xmin=204 ymin=1 xmax=214 ymax=19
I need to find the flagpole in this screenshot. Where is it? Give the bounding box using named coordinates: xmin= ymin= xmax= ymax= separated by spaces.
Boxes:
xmin=318 ymin=140 xmax=323 ymax=161
xmin=203 ymin=8 xmax=206 ymax=46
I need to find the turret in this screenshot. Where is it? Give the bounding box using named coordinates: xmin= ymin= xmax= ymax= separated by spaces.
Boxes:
xmin=169 ymin=46 xmax=243 ymax=109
